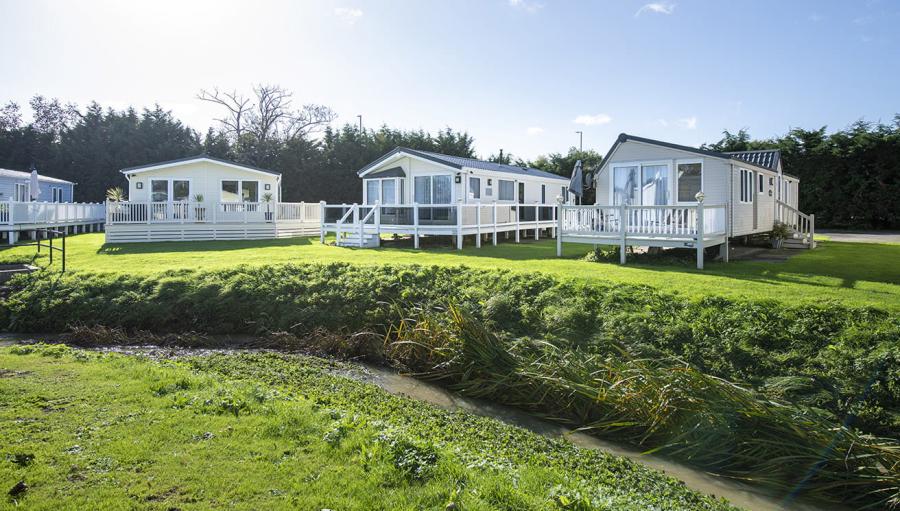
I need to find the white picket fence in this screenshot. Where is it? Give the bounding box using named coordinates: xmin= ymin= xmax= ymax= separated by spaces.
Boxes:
xmin=106 ymin=201 xmax=320 ymax=225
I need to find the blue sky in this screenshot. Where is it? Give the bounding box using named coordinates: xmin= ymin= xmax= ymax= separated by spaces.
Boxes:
xmin=1 ymin=0 xmax=898 ymax=160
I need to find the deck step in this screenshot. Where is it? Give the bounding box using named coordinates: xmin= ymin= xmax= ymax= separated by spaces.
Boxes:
xmin=337 ymin=234 xmax=380 ymax=248
xmin=783 ymin=238 xmax=810 ymax=249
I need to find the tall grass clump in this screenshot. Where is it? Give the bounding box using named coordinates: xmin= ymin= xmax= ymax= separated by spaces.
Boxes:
xmin=386 ymin=305 xmax=900 ymax=509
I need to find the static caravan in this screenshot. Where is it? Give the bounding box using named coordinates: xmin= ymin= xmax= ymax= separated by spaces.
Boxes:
xmin=556 ymin=134 xmax=814 ymax=268
xmin=321 ymin=147 xmax=569 ymax=248
xmin=106 ymin=155 xmax=319 ymax=243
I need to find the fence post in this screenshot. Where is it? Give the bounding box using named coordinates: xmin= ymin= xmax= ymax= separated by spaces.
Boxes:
xmin=809 ymin=213 xmax=815 ymax=249
xmin=534 ymin=203 xmax=539 ymax=240
xmin=357 ymin=204 xmax=364 ymax=248
xmin=695 ymin=193 xmax=705 ymax=270
xmin=413 ymin=202 xmax=420 ymax=249
xmin=375 ymin=201 xmax=381 ymax=245
xmin=556 ymin=198 xmax=564 ymax=257
xmin=300 ymin=201 xmax=305 ymax=222
xmin=319 ymin=201 xmax=326 ymax=244
xmin=492 ymin=202 xmax=498 ymax=246
xmin=619 ymin=203 xmax=627 ymax=264
xmin=475 ymin=204 xmax=481 ymax=248
xmin=456 ymin=199 xmax=463 ymax=250
xmin=514 ymin=204 xmax=520 ymax=243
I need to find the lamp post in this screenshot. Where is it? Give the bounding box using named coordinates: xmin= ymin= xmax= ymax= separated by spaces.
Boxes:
xmin=357 ymin=115 xmax=363 ymax=132
xmin=575 ymin=131 xmax=583 ymax=152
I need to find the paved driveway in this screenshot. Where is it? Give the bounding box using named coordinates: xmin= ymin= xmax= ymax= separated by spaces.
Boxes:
xmin=819 ymin=230 xmax=900 ymax=244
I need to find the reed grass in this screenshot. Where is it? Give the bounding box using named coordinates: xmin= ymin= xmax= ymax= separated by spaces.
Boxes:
xmin=386 ymin=305 xmax=900 ymax=509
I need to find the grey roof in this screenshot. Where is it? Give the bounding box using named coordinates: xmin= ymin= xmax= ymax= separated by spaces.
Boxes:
xmin=365 ymin=166 xmax=406 ymax=178
xmin=724 ymin=150 xmax=781 ymax=172
xmin=0 ymin=168 xmax=74 ymax=185
xmin=120 ymin=155 xmax=281 ymax=175
xmin=359 ymin=147 xmax=569 ymax=181
xmin=602 ymin=134 xmax=786 ymax=173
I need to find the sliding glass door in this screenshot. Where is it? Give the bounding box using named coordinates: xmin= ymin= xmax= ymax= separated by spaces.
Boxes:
xmin=414 ymin=175 xmax=452 ymax=222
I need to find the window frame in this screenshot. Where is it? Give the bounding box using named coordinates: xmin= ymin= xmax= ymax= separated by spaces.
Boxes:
xmin=14 ymin=183 xmax=29 ymax=202
xmin=675 ymin=159 xmax=703 ymax=205
xmin=468 ymin=176 xmax=481 ymax=200
xmin=739 ymin=169 xmax=754 ymax=204
xmin=413 ymin=174 xmax=453 ymax=204
xmin=220 ymin=179 xmax=259 ymax=203
xmin=640 ymin=163 xmax=670 ymax=206
xmin=50 ymin=186 xmax=64 ymax=202
xmin=758 ymin=173 xmax=765 ymax=195
xmin=610 ymin=165 xmax=640 ymax=206
xmin=498 ymin=179 xmax=515 ymax=201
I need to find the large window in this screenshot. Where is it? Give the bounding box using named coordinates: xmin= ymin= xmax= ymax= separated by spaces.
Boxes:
xmin=739 ymin=169 xmax=753 ymax=203
xmin=641 ymin=165 xmax=668 ymax=206
xmin=366 ymin=180 xmax=379 ymax=205
xmin=414 ymin=175 xmax=452 ymax=221
xmin=676 ymin=163 xmax=702 ymax=203
xmin=469 ymin=177 xmax=480 ymax=199
xmin=174 ymin=180 xmax=190 ymax=201
xmin=382 ymin=179 xmax=396 ymax=204
xmin=498 ymin=179 xmax=514 ymax=201
xmin=613 ymin=166 xmax=638 ymax=205
xmin=151 ymin=179 xmax=168 ymax=202
xmin=221 ymin=180 xmax=259 ymax=202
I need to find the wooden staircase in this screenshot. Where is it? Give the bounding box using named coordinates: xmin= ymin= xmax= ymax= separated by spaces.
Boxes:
xmin=776 ymin=201 xmax=816 ymax=249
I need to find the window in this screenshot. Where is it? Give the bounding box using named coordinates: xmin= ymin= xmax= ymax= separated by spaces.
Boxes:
xmin=366 ymin=180 xmax=379 ymax=205
xmin=242 ymin=181 xmax=259 ymax=202
xmin=641 ymin=164 xmax=668 ymax=206
xmin=518 ymin=182 xmax=525 ymax=204
xmin=173 ymin=180 xmax=190 ymax=201
xmin=51 ymin=187 xmax=64 ymax=202
xmin=414 ymin=175 xmax=452 ymax=221
xmin=739 ymin=169 xmax=754 ymax=203
xmin=469 ymin=177 xmax=480 ymax=199
xmin=14 ymin=183 xmax=28 ymax=202
xmin=485 ymin=187 xmax=492 ymax=197
xmin=758 ymin=174 xmax=765 ymax=194
xmin=221 ymin=181 xmax=239 ymax=202
xmin=676 ymin=163 xmax=702 ymax=202
xmin=561 ymin=186 xmax=568 ymax=203
xmin=613 ymin=166 xmax=638 ymax=205
xmin=381 ymin=179 xmax=396 ymax=204
xmin=498 ymin=180 xmax=514 ymax=201
xmin=541 ymin=184 xmax=546 ymax=204
xmin=151 ymin=179 xmax=168 ymax=202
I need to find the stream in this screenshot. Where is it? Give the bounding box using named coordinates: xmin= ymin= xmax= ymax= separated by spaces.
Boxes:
xmin=0 ymin=336 xmax=842 ymax=511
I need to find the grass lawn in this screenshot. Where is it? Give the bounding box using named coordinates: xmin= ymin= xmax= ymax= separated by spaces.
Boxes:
xmin=0 ymin=232 xmax=898 ymax=310
xmin=0 ymin=344 xmax=738 ymax=510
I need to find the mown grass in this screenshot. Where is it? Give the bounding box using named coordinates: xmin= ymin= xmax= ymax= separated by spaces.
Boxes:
xmin=0 ymin=232 xmax=898 ymax=310
xmin=0 ymin=345 xmax=739 ymax=511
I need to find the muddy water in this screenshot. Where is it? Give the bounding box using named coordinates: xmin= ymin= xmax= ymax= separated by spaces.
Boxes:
xmin=0 ymin=337 xmax=841 ymax=511
xmin=350 ymin=364 xmax=842 ymax=511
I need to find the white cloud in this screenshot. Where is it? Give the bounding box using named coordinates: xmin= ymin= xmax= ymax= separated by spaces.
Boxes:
xmin=808 ymin=12 xmax=823 ymax=22
xmin=635 ymin=2 xmax=675 ymax=17
xmin=526 ymin=126 xmax=544 ymax=135
xmin=334 ymin=7 xmax=363 ymax=25
xmin=654 ymin=118 xmax=669 ymax=127
xmin=508 ymin=0 xmax=543 ymax=13
xmin=677 ymin=116 xmax=698 ymax=129
xmin=573 ymin=113 xmax=612 ymax=126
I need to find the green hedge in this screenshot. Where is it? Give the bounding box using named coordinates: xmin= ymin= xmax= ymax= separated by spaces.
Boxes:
xmin=3 ymin=263 xmax=898 ymax=437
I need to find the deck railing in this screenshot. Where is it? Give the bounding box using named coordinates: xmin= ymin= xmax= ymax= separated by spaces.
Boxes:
xmin=775 ymin=200 xmax=814 ymax=245
xmin=2 ymin=199 xmax=106 ymax=226
xmin=560 ymin=203 xmax=727 ymax=238
xmin=106 ymin=201 xmax=320 ymax=225
xmin=321 ymin=202 xmax=560 ymax=248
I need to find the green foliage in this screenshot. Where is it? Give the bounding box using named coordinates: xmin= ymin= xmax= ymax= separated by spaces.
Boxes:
xmin=3 ymin=263 xmax=898 ymax=438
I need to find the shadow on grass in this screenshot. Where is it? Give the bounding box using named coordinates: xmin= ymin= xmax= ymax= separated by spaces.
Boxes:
xmin=98 ymin=236 xmax=315 ymax=255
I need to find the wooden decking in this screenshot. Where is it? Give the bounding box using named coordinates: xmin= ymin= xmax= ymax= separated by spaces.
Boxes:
xmin=2 ymin=201 xmax=106 ymax=244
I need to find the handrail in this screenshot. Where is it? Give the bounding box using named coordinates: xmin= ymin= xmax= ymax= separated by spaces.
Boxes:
xmin=358 ymin=202 xmax=379 ymax=247
xmin=775 ymin=200 xmax=815 ymax=245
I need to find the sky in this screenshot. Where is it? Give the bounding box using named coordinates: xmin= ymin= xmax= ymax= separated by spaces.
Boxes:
xmin=1 ymin=0 xmax=898 ymax=160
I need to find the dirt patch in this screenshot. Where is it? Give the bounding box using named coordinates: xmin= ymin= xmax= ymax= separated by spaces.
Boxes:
xmin=0 ymin=369 xmax=32 ymax=378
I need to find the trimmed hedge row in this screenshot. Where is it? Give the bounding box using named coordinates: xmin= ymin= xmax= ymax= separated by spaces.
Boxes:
xmin=3 ymin=263 xmax=898 ymax=437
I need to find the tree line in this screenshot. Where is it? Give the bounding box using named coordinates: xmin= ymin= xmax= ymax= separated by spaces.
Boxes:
xmin=0 ymin=88 xmax=897 ymax=228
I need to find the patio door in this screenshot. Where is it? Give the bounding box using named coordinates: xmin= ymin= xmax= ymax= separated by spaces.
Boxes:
xmin=414 ymin=175 xmax=451 ymax=222
xmin=14 ymin=183 xmax=29 ymax=201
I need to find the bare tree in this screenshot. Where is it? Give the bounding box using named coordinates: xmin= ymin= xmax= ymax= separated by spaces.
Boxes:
xmin=197 ymin=87 xmax=252 ymax=140
xmin=199 ymin=85 xmax=336 ymax=144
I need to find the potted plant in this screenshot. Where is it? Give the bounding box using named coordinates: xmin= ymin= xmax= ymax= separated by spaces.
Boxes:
xmin=106 ymin=187 xmax=125 ymax=202
xmin=263 ymin=192 xmax=274 ymax=221
xmin=192 ymin=193 xmax=205 ymax=222
xmin=770 ymin=221 xmax=789 ymax=249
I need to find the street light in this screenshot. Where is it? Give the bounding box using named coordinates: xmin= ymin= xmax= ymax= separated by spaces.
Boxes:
xmin=575 ymin=131 xmax=583 ymax=152
xmin=357 ymin=115 xmax=363 ymax=132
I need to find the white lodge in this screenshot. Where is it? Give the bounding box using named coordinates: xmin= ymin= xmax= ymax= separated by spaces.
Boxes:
xmin=105 ymin=156 xmax=319 ymax=242
xmin=321 ymin=147 xmax=570 ymax=248
xmin=556 ymin=134 xmax=814 ymax=268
